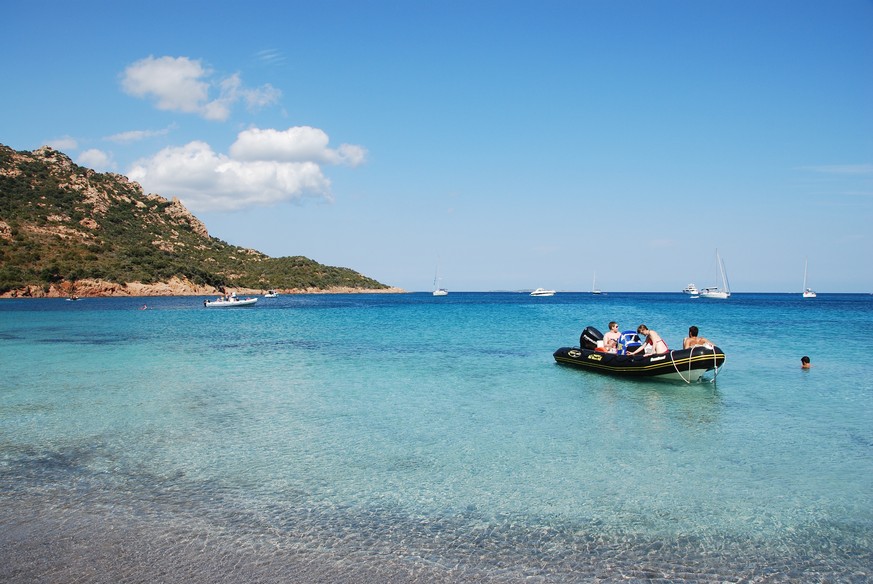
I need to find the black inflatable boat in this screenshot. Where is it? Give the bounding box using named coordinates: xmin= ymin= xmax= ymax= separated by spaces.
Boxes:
xmin=554 ymin=326 xmax=725 ymax=383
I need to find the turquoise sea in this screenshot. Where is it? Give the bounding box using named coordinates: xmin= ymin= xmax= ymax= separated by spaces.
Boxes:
xmin=1 ymin=292 xmax=871 ymax=583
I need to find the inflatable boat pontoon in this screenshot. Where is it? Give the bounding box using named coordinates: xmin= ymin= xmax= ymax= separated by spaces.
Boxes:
xmin=554 ymin=326 xmax=725 ymax=383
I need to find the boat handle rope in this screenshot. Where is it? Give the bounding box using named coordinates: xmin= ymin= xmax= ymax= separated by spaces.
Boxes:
xmin=669 ymin=350 xmax=692 ymax=384
xmin=670 ymin=346 xmax=721 ymax=385
xmin=709 ymin=345 xmax=720 ymax=384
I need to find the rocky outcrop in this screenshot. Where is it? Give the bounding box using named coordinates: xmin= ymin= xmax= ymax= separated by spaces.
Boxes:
xmin=1 ymin=142 xmax=398 ymax=295
xmin=0 ymin=279 xmax=406 ymax=298
xmin=2 ymin=146 xmax=206 ymax=238
xmin=164 ymin=197 xmax=209 ymax=238
xmin=0 ymin=277 xmax=221 ymax=298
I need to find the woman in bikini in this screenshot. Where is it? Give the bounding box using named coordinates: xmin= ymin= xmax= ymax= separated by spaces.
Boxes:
xmin=628 ymin=324 xmax=668 ymax=356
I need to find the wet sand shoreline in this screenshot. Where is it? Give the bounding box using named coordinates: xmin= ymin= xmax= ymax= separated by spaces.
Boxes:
xmin=3 ymin=490 xmax=869 ymax=584
xmin=0 ymin=503 xmax=464 ymax=584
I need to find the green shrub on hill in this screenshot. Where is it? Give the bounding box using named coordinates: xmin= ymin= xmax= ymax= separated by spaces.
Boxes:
xmin=0 ymin=144 xmax=391 ymax=294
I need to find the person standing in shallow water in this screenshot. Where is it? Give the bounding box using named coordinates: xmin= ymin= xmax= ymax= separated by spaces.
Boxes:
xmin=801 ymin=356 xmax=811 ymax=369
xmin=683 ymin=325 xmax=712 ymax=349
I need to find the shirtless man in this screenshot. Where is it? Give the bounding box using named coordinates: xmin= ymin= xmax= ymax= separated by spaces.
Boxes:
xmin=628 ymin=324 xmax=668 ymax=356
xmin=603 ymin=321 xmax=621 ymax=353
xmin=683 ymin=325 xmax=712 ymax=349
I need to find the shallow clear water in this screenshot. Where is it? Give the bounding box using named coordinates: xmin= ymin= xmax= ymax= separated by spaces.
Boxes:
xmin=1 ymin=293 xmax=871 ymax=582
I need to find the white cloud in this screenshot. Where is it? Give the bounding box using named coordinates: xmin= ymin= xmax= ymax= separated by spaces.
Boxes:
xmin=47 ymin=135 xmax=78 ymax=151
xmin=105 ymin=124 xmax=176 ymax=143
xmin=78 ymin=149 xmax=115 ymax=171
xmin=255 ymin=49 xmax=286 ymax=66
xmin=230 ymin=126 xmax=367 ymax=166
xmin=120 ymin=56 xmax=281 ymax=121
xmin=128 ymin=140 xmax=334 ymax=212
xmin=121 ymin=56 xmax=209 ymax=114
xmin=244 ymin=83 xmax=282 ymax=109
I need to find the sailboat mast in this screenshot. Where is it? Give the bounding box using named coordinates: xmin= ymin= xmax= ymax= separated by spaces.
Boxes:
xmin=803 ymin=258 xmax=808 ymax=291
xmin=432 ymin=257 xmax=448 ymax=295
xmin=714 ymin=249 xmax=720 ymax=289
xmin=434 ymin=256 xmax=441 ymax=288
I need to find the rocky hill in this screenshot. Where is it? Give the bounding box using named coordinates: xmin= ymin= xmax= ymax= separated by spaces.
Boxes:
xmin=0 ymin=144 xmax=399 ymax=297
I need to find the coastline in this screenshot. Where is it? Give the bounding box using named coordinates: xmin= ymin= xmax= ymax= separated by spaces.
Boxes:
xmin=0 ymin=276 xmax=405 ymax=298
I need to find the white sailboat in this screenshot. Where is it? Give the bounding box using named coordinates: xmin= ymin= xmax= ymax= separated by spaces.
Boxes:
xmin=802 ymin=258 xmax=816 ymax=298
xmin=699 ymin=250 xmax=731 ymax=299
xmin=432 ymin=259 xmax=448 ymax=296
xmin=591 ymin=272 xmax=601 ymax=295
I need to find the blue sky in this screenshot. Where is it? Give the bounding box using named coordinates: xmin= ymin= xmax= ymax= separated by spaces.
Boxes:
xmin=3 ymin=1 xmax=872 ymax=292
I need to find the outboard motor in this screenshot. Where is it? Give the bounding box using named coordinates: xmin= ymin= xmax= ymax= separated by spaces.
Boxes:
xmin=618 ymin=331 xmax=641 ymax=355
xmin=580 ymin=326 xmax=603 ymax=350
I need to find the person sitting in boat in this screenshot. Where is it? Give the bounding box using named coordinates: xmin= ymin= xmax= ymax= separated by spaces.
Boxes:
xmin=683 ymin=325 xmax=712 ymax=349
xmin=602 ymin=321 xmax=621 ymax=353
xmin=627 ymin=324 xmax=668 ymax=356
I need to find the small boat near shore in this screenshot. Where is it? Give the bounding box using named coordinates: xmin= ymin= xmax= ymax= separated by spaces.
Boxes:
xmin=263 ymin=290 xmax=279 ymax=298
xmin=203 ymin=295 xmax=258 ymax=308
xmin=530 ymin=288 xmax=556 ymax=297
xmin=554 ymin=326 xmax=725 ymax=383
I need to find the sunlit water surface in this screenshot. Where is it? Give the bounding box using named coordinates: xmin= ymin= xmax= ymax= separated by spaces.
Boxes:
xmin=1 ymin=293 xmax=871 ymax=582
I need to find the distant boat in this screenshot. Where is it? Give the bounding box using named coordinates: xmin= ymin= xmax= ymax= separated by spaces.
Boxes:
xmin=432 ymin=260 xmax=448 ymax=296
xmin=699 ymin=250 xmax=731 ymax=299
xmin=802 ymin=259 xmax=816 ymax=298
xmin=203 ymin=294 xmax=258 ymax=308
xmin=530 ymin=288 xmax=556 ymax=297
xmin=683 ymin=283 xmax=699 ymax=295
xmin=263 ymin=290 xmax=279 ymax=298
xmin=591 ymin=272 xmax=601 ymax=295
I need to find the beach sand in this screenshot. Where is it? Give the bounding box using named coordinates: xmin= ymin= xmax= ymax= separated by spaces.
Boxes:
xmin=0 ymin=502 xmax=465 ymax=584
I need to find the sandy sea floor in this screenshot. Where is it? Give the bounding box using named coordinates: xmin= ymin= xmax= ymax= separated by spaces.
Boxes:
xmin=4 ymin=489 xmax=869 ymax=584
xmin=1 ymin=501 xmax=462 ymax=584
